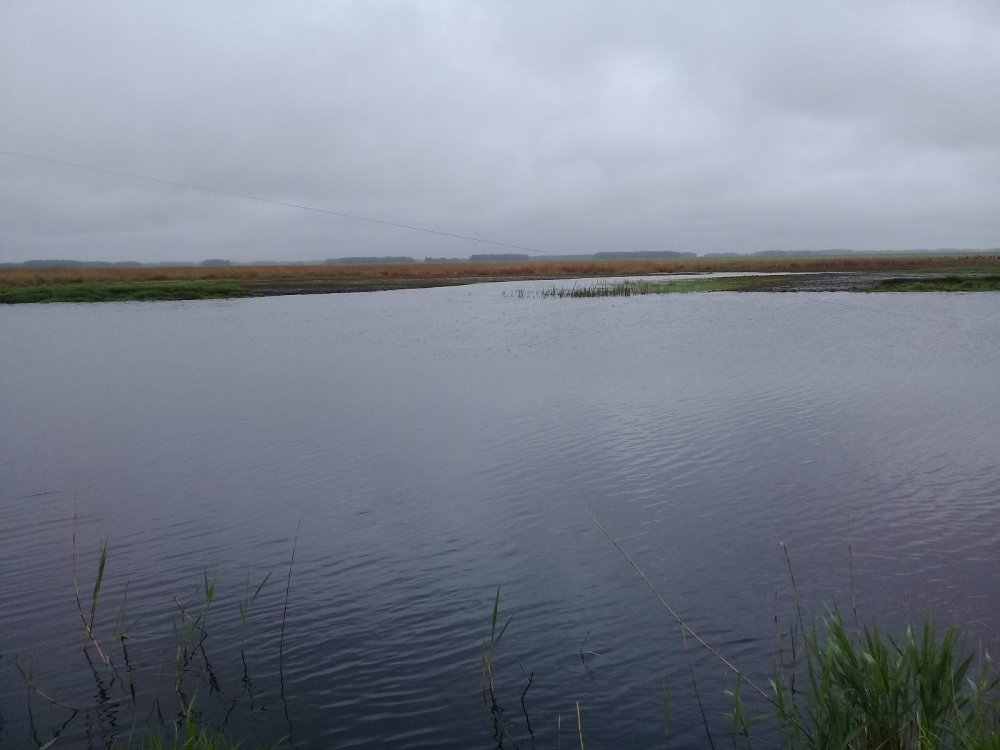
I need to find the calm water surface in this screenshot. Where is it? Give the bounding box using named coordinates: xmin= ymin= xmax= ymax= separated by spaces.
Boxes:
xmin=2 ymin=285 xmax=999 ymax=748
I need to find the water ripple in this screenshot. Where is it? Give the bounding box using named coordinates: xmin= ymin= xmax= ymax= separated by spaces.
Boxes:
xmin=2 ymin=291 xmax=999 ymax=747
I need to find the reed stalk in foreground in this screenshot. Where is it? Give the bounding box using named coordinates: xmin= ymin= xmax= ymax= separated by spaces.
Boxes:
xmin=593 ymin=507 xmax=1000 ymax=748
xmin=9 ymin=531 xmax=300 ymax=749
xmin=483 ymin=585 xmax=518 ymax=746
xmin=73 ymin=517 xmax=112 ymax=667
xmin=278 ymin=520 xmax=300 ymax=702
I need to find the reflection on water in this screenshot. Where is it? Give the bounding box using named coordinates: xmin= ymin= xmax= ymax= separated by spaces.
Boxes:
xmin=2 ymin=287 xmax=999 ymax=747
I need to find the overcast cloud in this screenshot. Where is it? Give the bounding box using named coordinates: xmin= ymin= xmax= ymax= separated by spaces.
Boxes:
xmin=2 ymin=1 xmax=999 ymax=263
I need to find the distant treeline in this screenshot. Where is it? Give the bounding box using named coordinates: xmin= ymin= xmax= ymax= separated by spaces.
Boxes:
xmin=325 ymin=256 xmax=417 ymax=264
xmin=592 ymin=250 xmax=696 ymax=259
xmin=4 ymin=247 xmax=998 ymax=269
xmin=4 ymin=259 xmax=147 ymax=269
xmin=469 ymin=254 xmax=531 ymax=262
xmin=0 ymin=259 xmax=235 ymax=269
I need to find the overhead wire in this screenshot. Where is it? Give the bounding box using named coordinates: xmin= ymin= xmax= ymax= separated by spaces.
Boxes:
xmin=0 ymin=149 xmax=551 ymax=256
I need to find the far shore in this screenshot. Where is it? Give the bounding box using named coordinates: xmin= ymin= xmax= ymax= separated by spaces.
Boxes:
xmin=2 ymin=254 xmax=999 ymax=303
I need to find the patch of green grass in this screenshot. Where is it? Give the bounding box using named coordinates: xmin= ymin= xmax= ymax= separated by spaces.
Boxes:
xmin=0 ymin=280 xmax=250 ymax=303
xmin=772 ymin=613 xmax=1000 ymax=749
xmin=658 ymin=275 xmax=799 ymax=293
xmin=111 ymin=701 xmax=282 ymax=749
xmin=853 ymin=275 xmax=1000 ymax=292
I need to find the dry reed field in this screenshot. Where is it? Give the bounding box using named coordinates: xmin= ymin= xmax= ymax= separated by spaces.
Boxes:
xmin=2 ymin=254 xmax=997 ymax=290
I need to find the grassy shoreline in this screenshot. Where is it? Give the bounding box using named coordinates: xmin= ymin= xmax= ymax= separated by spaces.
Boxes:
xmin=3 ymin=255 xmax=1000 ymax=303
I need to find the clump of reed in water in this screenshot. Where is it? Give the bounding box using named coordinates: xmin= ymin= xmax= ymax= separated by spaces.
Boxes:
xmin=524 ymin=280 xmax=669 ymax=298
xmin=556 ymin=280 xmax=661 ymax=297
xmin=512 ymin=275 xmax=796 ymax=297
xmin=11 ymin=530 xmax=295 ymax=749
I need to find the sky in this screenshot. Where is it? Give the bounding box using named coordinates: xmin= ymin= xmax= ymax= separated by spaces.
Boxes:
xmin=2 ymin=1 xmax=999 ymax=263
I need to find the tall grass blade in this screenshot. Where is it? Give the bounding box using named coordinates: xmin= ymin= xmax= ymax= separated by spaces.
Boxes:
xmin=279 ymin=520 xmax=301 ymax=699
xmin=89 ymin=539 xmax=108 ymax=631
xmin=490 ymin=585 xmax=514 ymax=650
xmin=587 ymin=509 xmax=795 ymax=725
xmin=72 ymin=524 xmax=111 ymax=667
xmin=203 ymin=569 xmax=215 ymax=604
xmin=576 ymin=700 xmax=584 ymax=750
xmin=682 ymin=626 xmax=715 ymax=750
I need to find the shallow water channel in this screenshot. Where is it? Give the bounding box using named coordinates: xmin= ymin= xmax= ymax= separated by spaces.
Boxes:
xmin=2 ymin=283 xmax=999 ymax=748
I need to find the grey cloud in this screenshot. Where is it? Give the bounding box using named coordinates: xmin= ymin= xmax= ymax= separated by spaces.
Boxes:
xmin=2 ymin=0 xmax=998 ymax=262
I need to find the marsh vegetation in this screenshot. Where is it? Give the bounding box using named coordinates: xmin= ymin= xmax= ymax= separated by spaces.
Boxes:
xmin=487 ymin=602 xmax=1000 ymax=749
xmin=5 ymin=531 xmax=294 ymax=749
xmin=14 ymin=535 xmax=1000 ymax=749
xmin=484 ymin=526 xmax=1000 ymax=749
xmin=511 ymin=275 xmax=800 ymax=297
xmin=2 ymin=254 xmax=999 ymax=302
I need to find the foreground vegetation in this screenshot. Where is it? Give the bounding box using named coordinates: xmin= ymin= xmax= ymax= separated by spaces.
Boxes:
xmin=2 ymin=254 xmax=999 ymax=302
xmin=111 ymin=705 xmax=274 ymax=750
xmin=786 ymin=616 xmax=999 ymax=749
xmin=488 ymin=607 xmax=1000 ymax=748
xmin=485 ymin=519 xmax=1000 ymax=749
xmin=5 ymin=534 xmax=292 ymax=749
xmin=7 ymin=532 xmax=999 ymax=748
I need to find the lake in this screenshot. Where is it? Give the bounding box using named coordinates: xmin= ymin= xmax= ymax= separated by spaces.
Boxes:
xmin=2 ymin=283 xmax=999 ymax=748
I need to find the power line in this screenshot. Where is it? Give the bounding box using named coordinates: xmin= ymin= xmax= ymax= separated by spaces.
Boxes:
xmin=0 ymin=149 xmax=550 ymax=256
